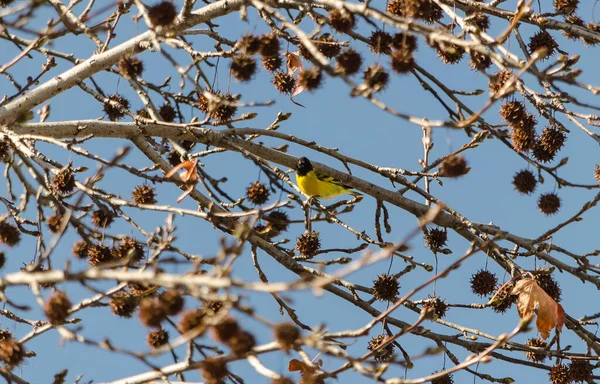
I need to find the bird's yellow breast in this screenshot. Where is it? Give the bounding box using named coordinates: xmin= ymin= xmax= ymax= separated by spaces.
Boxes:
xmin=296 ymin=171 xmax=347 ymax=199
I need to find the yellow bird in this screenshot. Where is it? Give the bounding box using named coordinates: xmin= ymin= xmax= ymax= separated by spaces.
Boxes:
xmin=295 ymin=157 xmax=362 ymax=199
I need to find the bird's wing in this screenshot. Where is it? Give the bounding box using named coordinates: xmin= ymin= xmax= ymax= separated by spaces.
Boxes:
xmin=314 ymin=169 xmax=352 ymax=190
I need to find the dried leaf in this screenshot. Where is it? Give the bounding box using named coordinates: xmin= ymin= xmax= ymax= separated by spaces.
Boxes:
xmin=511 ymin=278 xmax=565 ymax=339
xmin=284 ymin=51 xmax=304 ymax=75
xmin=288 ymin=359 xmax=318 ymax=375
xmin=166 ymin=160 xmax=198 ymax=203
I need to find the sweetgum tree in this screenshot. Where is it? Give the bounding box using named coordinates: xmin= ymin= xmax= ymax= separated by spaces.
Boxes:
xmin=0 ymin=0 xmax=598 ymax=383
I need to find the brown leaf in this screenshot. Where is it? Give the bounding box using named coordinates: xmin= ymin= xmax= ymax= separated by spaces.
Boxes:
xmin=511 ymin=277 xmax=565 ymax=339
xmin=284 ymin=51 xmax=304 ymax=75
xmin=288 ymin=359 xmax=317 ymax=375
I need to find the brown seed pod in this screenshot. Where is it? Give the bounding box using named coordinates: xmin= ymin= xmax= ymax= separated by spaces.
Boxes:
xmin=0 ymin=221 xmax=21 ymax=247
xmin=44 ymin=291 xmax=72 ymax=325
xmin=159 ymin=103 xmax=176 ymax=122
xmin=0 ymin=330 xmax=12 ymax=342
xmin=363 ymin=65 xmax=389 ymax=92
xmin=298 ymin=67 xmax=323 ymax=91
xmin=147 ymin=328 xmax=169 ymax=349
xmin=435 ymin=43 xmax=465 ymax=65
xmin=386 ymin=0 xmax=404 ymax=16
xmin=549 ymin=363 xmax=570 ymax=384
xmin=87 ymin=243 xmax=112 ymax=266
xmin=390 ymin=47 xmax=415 ymax=74
xmin=262 ymin=55 xmax=282 ymax=72
xmin=132 ymin=185 xmax=157 ymax=205
xmin=272 ymin=72 xmax=296 ymax=95
xmin=489 ymin=70 xmax=515 ymax=98
xmin=525 ymin=338 xmax=548 ymax=362
xmin=158 ymin=289 xmax=184 ymax=316
xmin=367 ymin=334 xmax=395 ymax=362
xmin=329 ymin=9 xmax=355 ymax=33
xmin=422 ymin=295 xmax=448 ymax=319
xmin=568 ymin=359 xmax=593 ymax=383
xmin=371 ymin=273 xmax=399 ymax=302
xmin=0 ymin=252 xmax=5 ymax=269
xmin=136 ymin=108 xmax=150 ymax=119
xmin=533 ymin=269 xmax=562 ymax=302
xmin=0 ymin=140 xmax=10 ymax=163
xmin=465 ymin=12 xmax=490 ymax=31
xmin=336 ymin=48 xmax=363 ymax=75
xmin=274 ymin=323 xmax=300 ymax=351
xmin=109 ymin=292 xmax=138 ymax=318
xmin=300 ymin=34 xmax=341 ymax=59
xmin=532 ymin=141 xmax=555 ymax=163
xmin=212 ymin=317 xmax=240 ymax=343
xmin=118 ymin=56 xmax=144 ymax=79
xmin=114 ymin=237 xmax=144 ymax=263
xmin=227 ymin=330 xmax=256 ymax=355
xmin=237 ymin=34 xmax=261 ymax=55
xmin=103 ymin=94 xmax=130 ymax=121
xmin=538 ymin=193 xmax=561 ymax=215
xmin=91 ymin=208 xmax=115 ymax=228
xmin=439 ymin=155 xmax=469 ymax=178
xmin=230 ymin=55 xmax=256 ymax=82
xmin=469 ymin=51 xmax=492 ymax=71
xmin=424 ymin=227 xmax=447 ymax=253
xmin=246 ymin=182 xmax=270 ymax=205
xmin=528 ymin=30 xmax=559 ymax=60
xmin=369 ymin=30 xmax=393 ymax=55
xmin=539 ymin=127 xmax=566 ymax=155
xmin=511 ymin=125 xmax=536 ymax=153
xmin=491 ymin=282 xmax=517 ymax=313
xmin=595 ymin=164 xmax=600 ymax=184
xmin=52 ymin=167 xmax=76 ymax=195
xmin=198 ymin=92 xmax=237 ymax=124
xmin=47 ymin=213 xmax=63 ymax=234
xmin=259 ymin=33 xmax=280 ymax=57
xmin=147 ymin=1 xmax=177 ymax=27
xmin=430 ymin=373 xmax=454 ymax=384
xmin=470 ymin=269 xmax=498 ymax=297
xmin=295 ymin=231 xmax=321 ymax=258
xmin=272 ymin=378 xmax=294 ymax=384
xmin=200 ymin=358 xmax=228 ymax=384
xmin=392 ymin=33 xmax=417 ymax=52
xmin=403 ymin=0 xmax=443 ymax=23
xmin=139 ymin=298 xmax=167 ymax=328
xmin=500 ymin=101 xmax=528 ymax=124
xmin=263 ymin=210 xmax=290 ymax=233
xmin=179 ymin=309 xmax=206 ymax=334
xmin=553 ymin=0 xmax=579 ymax=15
xmin=0 ymin=338 xmax=25 ymax=369
xmin=512 ymin=169 xmax=537 ymax=195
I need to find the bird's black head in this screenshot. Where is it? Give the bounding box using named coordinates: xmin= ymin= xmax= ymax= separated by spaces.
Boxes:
xmin=296 ymin=157 xmax=313 ymax=176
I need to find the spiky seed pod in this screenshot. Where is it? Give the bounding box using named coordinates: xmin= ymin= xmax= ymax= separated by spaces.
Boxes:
xmin=91 ymin=208 xmax=114 ymax=228
xmin=439 ymin=155 xmax=469 ymax=178
xmin=491 ymin=283 xmax=517 ymax=313
xmin=500 ymin=101 xmax=528 ymax=124
xmin=262 ymin=55 xmax=282 ymax=72
xmin=317 ymin=33 xmax=341 ymax=58
xmin=390 ymin=47 xmax=415 ymax=74
xmin=274 ymin=323 xmax=300 ymax=351
xmin=538 ymin=193 xmax=561 ymax=215
xmin=386 ymin=0 xmax=404 ymax=16
xmin=264 ymin=210 xmax=290 ymax=233
xmin=431 ymin=373 xmax=454 ymax=384
xmin=470 ymin=270 xmax=498 ymax=297
xmin=513 ymin=169 xmax=537 ymax=195
xmin=533 ymin=269 xmax=562 ymax=302
xmin=298 ymin=67 xmax=323 ymax=91
xmin=198 ymin=92 xmax=237 ymax=124
xmin=137 ymin=108 xmax=150 ymax=119
xmin=131 ymin=185 xmax=157 ymax=205
xmin=158 ymin=289 xmax=184 ymax=316
xmin=403 ymin=0 xmax=443 ymax=23
xmin=103 ymin=94 xmax=130 ymax=121
xmin=568 ymin=360 xmax=593 ymax=383
xmin=246 ymin=182 xmax=270 ymax=205
xmin=369 ymin=30 xmax=393 ymax=55
xmin=435 ymin=43 xmax=465 ymax=65
xmin=227 ymin=330 xmax=256 ymax=355
xmin=532 ymin=141 xmax=556 ymax=163
xmin=0 ymin=338 xmax=24 ymax=369
xmin=392 ymin=33 xmax=417 ymax=52
xmin=295 ymin=231 xmax=321 ymax=258
xmin=202 ymin=301 xmax=224 ymax=316
xmin=0 ymin=330 xmax=12 ymax=342
xmin=147 ymin=1 xmax=177 ymax=27
xmin=363 ymin=65 xmax=389 ymax=92
xmin=466 ymin=12 xmax=490 ymax=31
xmin=200 ymin=358 xmax=228 ymax=384
xmin=158 ymin=103 xmax=176 ymax=122
xmin=129 ymin=282 xmax=158 ymax=297
xmin=540 ymin=127 xmax=566 ymax=155
xmin=423 ymin=296 xmax=448 ymax=319
xmin=524 ymin=338 xmax=548 ymax=362
xmin=272 ymin=72 xmax=296 ymax=95
xmin=71 ymin=240 xmax=88 ymax=259
xmin=511 ymin=126 xmax=536 ymax=153
xmin=372 ymin=273 xmax=399 ymax=302
xmin=259 ymin=33 xmax=280 ymax=57
xmin=595 ymin=164 xmax=600 ymax=184
xmin=139 ymin=298 xmax=167 ymax=328
xmin=528 ymin=30 xmax=558 ymax=60
xmin=179 ymin=309 xmax=206 ymax=334
xmin=0 ymin=0 xmax=15 ymax=7
xmin=237 ymin=34 xmax=261 ymax=55
xmin=52 ymin=167 xmax=76 ymax=195
xmin=329 ymin=9 xmax=355 ymax=33
xmin=0 ymin=221 xmax=20 ymax=247
xmin=336 ymin=48 xmax=363 ymax=75
xmin=489 ymin=70 xmax=514 ymax=98
xmin=44 ymin=291 xmax=71 ymax=325
xmin=549 ymin=363 xmax=571 ymax=384
xmin=0 ymin=140 xmax=10 ymax=163
xmin=563 ymin=16 xmax=585 ymax=40
xmin=109 ymin=292 xmax=138 ymax=318
xmin=0 ymin=252 xmax=5 ymax=269
xmin=469 ymin=51 xmax=492 ymax=71
xmin=47 ymin=213 xmax=63 ymax=234
xmin=553 ymin=0 xmax=579 ymax=15
xmin=367 ymin=334 xmax=395 ymax=362
xmin=118 ymin=56 xmax=144 ymax=79
xmin=212 ymin=317 xmax=240 ymax=343
xmin=147 ymin=328 xmax=169 ymax=349
xmin=424 ymin=227 xmax=447 ymax=253
xmin=272 ymin=378 xmax=294 ymax=384
xmin=230 ymin=55 xmax=256 ymax=82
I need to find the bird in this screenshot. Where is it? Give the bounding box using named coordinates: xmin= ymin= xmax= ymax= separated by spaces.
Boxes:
xmin=295 ymin=157 xmax=362 ymax=199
